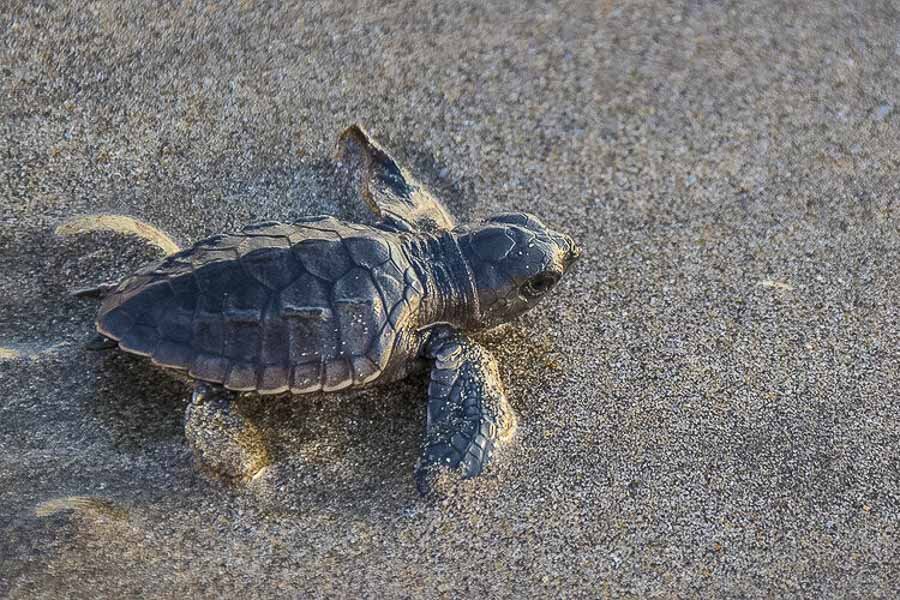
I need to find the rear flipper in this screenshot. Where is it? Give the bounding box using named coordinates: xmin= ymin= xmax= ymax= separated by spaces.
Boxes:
xmin=70 ymin=282 xmax=118 ymax=300
xmin=415 ymin=333 xmax=517 ymax=496
xmin=84 ymin=333 xmax=117 ymax=351
xmin=71 ymin=284 xmax=120 ymax=351
xmin=184 ymin=383 xmax=271 ymax=484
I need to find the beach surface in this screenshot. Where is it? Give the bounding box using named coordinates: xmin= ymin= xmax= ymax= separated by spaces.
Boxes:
xmin=2 ymin=1 xmax=899 ymax=597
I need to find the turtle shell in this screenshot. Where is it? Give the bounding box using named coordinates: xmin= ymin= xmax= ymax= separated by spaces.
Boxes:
xmin=96 ymin=217 xmax=424 ymax=394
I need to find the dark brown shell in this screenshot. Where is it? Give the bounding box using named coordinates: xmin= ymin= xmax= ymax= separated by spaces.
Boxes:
xmin=97 ymin=217 xmax=422 ymax=394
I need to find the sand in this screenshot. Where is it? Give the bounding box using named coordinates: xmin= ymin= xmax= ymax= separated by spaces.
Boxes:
xmin=2 ymin=1 xmax=899 ymax=597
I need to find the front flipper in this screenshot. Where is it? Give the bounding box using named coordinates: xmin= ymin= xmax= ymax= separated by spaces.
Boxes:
xmin=415 ymin=334 xmax=517 ymax=495
xmin=335 ymin=124 xmax=456 ymax=233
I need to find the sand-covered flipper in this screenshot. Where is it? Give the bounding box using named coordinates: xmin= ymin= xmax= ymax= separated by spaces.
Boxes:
xmin=335 ymin=124 xmax=456 ymax=233
xmin=184 ymin=382 xmax=271 ymax=483
xmin=415 ymin=333 xmax=517 ymax=496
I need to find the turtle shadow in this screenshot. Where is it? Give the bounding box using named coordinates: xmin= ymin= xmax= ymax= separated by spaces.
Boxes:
xmin=0 ymin=223 xmax=189 ymax=451
xmin=51 ymin=322 xmax=559 ymax=521
xmin=399 ymin=141 xmax=478 ymax=223
xmin=230 ymin=323 xmax=565 ymax=516
xmin=84 ymin=351 xmax=190 ymax=450
xmin=184 ymin=157 xmax=377 ymax=232
xmin=81 ymin=344 xmax=428 ymax=514
xmin=237 ymin=377 xmax=428 ymax=515
xmin=0 ymin=227 xmax=165 ymax=350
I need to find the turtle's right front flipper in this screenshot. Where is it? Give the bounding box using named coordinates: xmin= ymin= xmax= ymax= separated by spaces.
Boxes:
xmin=415 ymin=333 xmax=517 ymax=496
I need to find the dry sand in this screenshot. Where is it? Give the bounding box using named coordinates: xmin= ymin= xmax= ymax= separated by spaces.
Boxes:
xmin=2 ymin=1 xmax=899 ymax=597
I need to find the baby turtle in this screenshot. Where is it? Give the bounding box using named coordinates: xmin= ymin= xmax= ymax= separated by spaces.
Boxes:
xmin=85 ymin=126 xmax=581 ymax=494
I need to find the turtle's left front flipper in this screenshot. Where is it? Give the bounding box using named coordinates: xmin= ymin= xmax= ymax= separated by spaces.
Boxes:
xmin=415 ymin=334 xmax=517 ymax=495
xmin=335 ymin=125 xmax=456 ymax=233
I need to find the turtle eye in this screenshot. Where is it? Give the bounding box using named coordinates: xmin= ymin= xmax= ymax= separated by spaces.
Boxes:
xmin=521 ymin=272 xmax=560 ymax=298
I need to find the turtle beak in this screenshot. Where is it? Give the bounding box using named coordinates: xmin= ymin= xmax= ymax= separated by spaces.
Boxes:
xmin=561 ymin=234 xmax=582 ymax=269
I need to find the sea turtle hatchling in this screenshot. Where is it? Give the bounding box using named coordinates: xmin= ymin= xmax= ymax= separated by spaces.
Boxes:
xmin=84 ymin=126 xmax=581 ymax=494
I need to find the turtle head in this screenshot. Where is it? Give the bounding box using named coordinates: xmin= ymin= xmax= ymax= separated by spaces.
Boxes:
xmin=458 ymin=212 xmax=581 ymax=328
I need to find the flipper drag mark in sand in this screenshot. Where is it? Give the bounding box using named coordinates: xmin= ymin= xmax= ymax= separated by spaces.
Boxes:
xmin=56 ymin=214 xmax=181 ymax=255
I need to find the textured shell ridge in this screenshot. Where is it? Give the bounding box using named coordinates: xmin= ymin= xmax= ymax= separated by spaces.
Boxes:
xmin=97 ymin=219 xmax=425 ymax=394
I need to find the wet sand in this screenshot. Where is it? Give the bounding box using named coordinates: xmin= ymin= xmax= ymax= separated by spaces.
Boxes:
xmin=2 ymin=1 xmax=899 ymax=597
